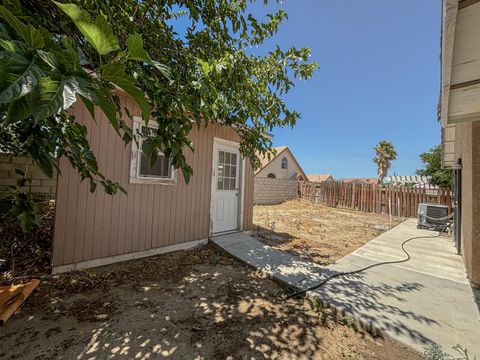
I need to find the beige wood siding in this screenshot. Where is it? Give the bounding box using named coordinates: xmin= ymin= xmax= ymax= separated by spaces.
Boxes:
xmin=446 ymin=1 xmax=480 ymax=123
xmin=53 ymin=94 xmax=254 ymax=267
xmin=451 ymin=2 xmax=480 ymax=86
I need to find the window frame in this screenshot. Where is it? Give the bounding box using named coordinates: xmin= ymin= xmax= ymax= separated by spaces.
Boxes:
xmin=281 ymin=156 xmax=288 ymax=169
xmin=130 ymin=117 xmax=176 ymax=185
xmin=216 ymin=149 xmax=239 ymax=191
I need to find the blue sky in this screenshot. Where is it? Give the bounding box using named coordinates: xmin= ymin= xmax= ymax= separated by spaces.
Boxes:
xmin=248 ymin=0 xmax=442 ymax=178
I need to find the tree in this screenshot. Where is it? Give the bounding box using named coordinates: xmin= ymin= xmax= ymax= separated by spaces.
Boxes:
xmin=372 ymin=140 xmax=397 ymax=184
xmin=416 ymin=145 xmax=451 ymax=188
xmin=0 ymin=0 xmax=318 ymax=231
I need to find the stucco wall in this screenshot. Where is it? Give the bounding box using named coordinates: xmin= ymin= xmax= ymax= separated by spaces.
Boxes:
xmin=454 ymin=121 xmax=480 ymax=286
xmin=254 ymin=177 xmax=298 ymax=205
xmin=256 ymin=150 xmax=301 ymax=180
xmin=0 ymin=155 xmax=57 ymax=195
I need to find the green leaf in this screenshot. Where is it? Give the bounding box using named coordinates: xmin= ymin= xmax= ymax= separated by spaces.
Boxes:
xmin=61 ymin=38 xmax=81 ymax=71
xmin=150 ymin=60 xmax=172 ymax=81
xmin=0 ymin=52 xmax=44 ymax=103
xmin=37 ymin=76 xmax=78 ymax=116
xmin=10 ymin=194 xmax=42 ymax=232
xmin=36 ymin=50 xmax=62 ymax=71
xmin=88 ymin=178 xmax=97 ymax=193
xmin=72 ymin=76 xmax=120 ymax=129
xmin=125 ymin=34 xmax=172 ymax=80
xmin=5 ymin=89 xmax=39 ymax=121
xmin=0 ymin=38 xmax=15 ymax=52
xmin=54 ymin=2 xmax=120 ymax=55
xmin=141 ymin=138 xmax=158 ymax=166
xmin=0 ymin=198 xmax=14 ymax=215
xmin=126 ymin=33 xmax=150 ymax=62
xmin=16 ymin=206 xmax=41 ymax=232
xmin=182 ymin=166 xmax=191 ymax=184
xmin=197 ymin=58 xmax=212 ymax=74
xmin=88 ymin=85 xmax=120 ymax=130
xmin=79 ymin=94 xmax=95 ymax=119
xmin=101 ymin=63 xmax=150 ymax=121
xmin=0 ymin=5 xmax=45 ymax=49
xmin=35 ymin=153 xmax=54 ymax=178
xmin=38 ymin=77 xmax=62 ymax=107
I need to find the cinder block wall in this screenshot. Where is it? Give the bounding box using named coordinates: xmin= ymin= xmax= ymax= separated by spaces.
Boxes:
xmin=0 ymin=154 xmax=57 ymax=195
xmin=254 ymin=177 xmax=298 ymax=205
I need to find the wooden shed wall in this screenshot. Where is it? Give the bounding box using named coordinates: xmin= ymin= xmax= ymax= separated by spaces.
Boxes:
xmin=52 ymin=94 xmax=254 ymax=268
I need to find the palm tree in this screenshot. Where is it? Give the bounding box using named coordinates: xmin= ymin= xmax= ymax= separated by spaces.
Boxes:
xmin=373 ymin=140 xmax=397 ymax=184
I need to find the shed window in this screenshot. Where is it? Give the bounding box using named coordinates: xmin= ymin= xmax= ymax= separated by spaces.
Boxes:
xmin=130 ymin=118 xmax=174 ymax=183
xmin=138 ymin=151 xmax=171 ymax=178
xmin=281 ymin=157 xmax=288 ymax=169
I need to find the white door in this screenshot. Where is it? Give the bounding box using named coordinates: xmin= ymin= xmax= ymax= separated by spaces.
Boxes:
xmin=212 ymin=141 xmax=240 ymax=234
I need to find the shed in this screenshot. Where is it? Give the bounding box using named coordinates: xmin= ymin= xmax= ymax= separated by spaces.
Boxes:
xmin=52 ymin=93 xmax=254 ymax=273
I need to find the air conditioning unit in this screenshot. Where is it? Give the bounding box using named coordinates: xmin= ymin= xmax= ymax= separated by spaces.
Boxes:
xmin=417 ymin=203 xmax=449 ymax=231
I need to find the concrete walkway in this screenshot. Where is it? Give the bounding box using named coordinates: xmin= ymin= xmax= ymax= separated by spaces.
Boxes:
xmin=211 ymin=220 xmax=480 ymax=357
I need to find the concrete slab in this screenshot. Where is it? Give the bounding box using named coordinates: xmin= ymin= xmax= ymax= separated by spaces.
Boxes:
xmin=311 ymin=219 xmax=480 ymax=356
xmin=211 ymin=222 xmax=480 ymax=357
xmin=211 ymin=232 xmax=330 ymax=290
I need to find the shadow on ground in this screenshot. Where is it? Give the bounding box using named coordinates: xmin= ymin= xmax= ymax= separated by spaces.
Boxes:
xmin=213 ymin=232 xmax=440 ymax=351
xmin=0 ymin=246 xmax=421 ymax=360
xmin=312 ymin=273 xmax=438 ymax=346
xmin=253 ymin=224 xmax=298 ymax=243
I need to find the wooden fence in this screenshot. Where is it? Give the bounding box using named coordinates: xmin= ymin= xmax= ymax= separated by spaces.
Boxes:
xmin=299 ymin=181 xmax=452 ymax=218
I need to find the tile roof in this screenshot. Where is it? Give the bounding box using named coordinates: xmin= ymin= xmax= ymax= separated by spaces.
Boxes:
xmin=341 ymin=178 xmax=379 ymax=185
xmin=307 ymin=174 xmax=333 ymax=182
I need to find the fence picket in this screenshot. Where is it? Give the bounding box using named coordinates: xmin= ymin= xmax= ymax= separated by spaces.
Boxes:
xmin=298 ymin=180 xmax=451 ymax=218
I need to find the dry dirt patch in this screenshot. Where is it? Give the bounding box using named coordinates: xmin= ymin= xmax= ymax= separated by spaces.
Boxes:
xmin=0 ymin=245 xmax=421 ymax=359
xmin=253 ymin=200 xmax=400 ymax=265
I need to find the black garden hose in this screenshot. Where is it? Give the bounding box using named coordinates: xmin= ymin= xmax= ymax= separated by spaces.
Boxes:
xmin=288 ymin=228 xmax=446 ymax=298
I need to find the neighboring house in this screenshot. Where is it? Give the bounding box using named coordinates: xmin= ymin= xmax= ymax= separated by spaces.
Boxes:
xmin=51 ymin=92 xmax=255 ymax=273
xmin=440 ymin=0 xmax=480 ymax=286
xmin=341 ymin=178 xmax=379 ymax=185
xmin=255 ymin=146 xmax=307 ymax=181
xmin=307 ymin=174 xmax=334 ymax=183
xmin=384 ymin=176 xmax=439 ymax=195
xmin=384 ymin=175 xmax=432 ymax=186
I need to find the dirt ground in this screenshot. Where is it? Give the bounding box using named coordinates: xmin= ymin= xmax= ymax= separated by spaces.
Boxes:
xmin=253 ymin=200 xmax=401 ymax=265
xmin=0 ymin=245 xmax=422 ymax=360
xmin=0 ymin=198 xmax=55 ymax=281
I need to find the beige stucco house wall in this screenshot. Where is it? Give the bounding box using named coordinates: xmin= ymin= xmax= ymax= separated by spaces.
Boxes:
xmin=452 ymin=121 xmax=480 ymax=285
xmin=441 ymin=0 xmax=480 ymax=286
xmin=255 ymin=146 xmax=307 ymax=181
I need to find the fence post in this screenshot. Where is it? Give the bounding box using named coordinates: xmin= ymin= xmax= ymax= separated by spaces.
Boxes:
xmin=352 ymin=183 xmax=356 ymax=210
xmin=397 ymin=196 xmax=400 ymax=219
